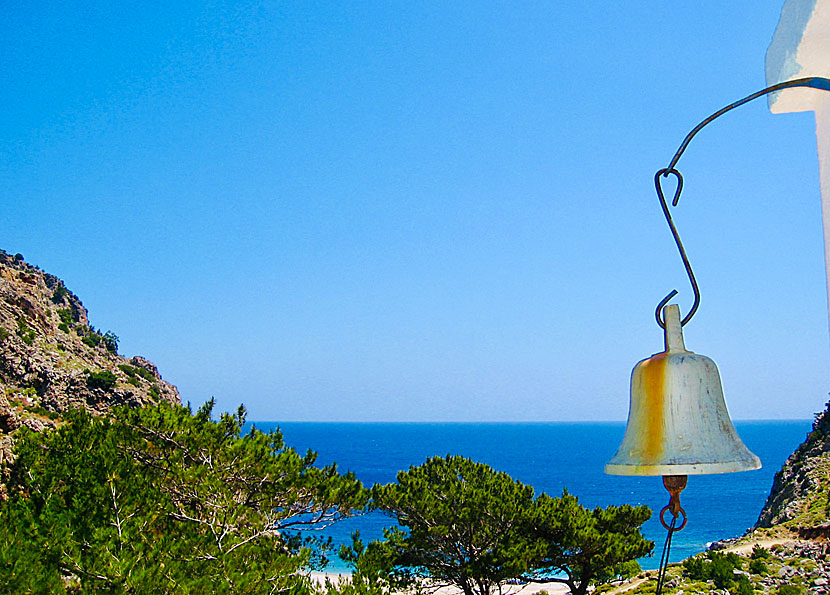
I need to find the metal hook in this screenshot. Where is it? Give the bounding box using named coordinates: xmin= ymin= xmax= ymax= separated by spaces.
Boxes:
xmin=652 ymin=77 xmax=830 ymax=330
xmin=654 ymin=168 xmax=700 ymax=329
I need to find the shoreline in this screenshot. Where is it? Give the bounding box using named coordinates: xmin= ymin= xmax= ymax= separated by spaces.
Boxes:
xmin=308 ymin=572 xmax=572 ymax=594
xmin=308 ymin=535 xmax=808 ymax=595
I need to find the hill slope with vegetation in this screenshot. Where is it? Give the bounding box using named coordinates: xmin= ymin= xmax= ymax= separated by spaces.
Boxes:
xmin=755 ymin=399 xmax=830 ymax=536
xmin=0 ymin=250 xmax=178 ymax=480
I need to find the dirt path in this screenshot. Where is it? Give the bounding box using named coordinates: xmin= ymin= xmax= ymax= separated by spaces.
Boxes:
xmin=601 ymin=576 xmax=651 ymax=595
xmin=720 ymin=537 xmax=799 ymax=555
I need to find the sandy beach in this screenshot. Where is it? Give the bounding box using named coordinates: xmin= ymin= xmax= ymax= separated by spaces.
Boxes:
xmin=308 ymin=572 xmax=572 ymax=595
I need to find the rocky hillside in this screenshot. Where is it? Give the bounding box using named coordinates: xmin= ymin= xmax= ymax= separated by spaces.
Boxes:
xmin=0 ymin=250 xmax=179 ymax=468
xmin=755 ymin=399 xmax=830 ymax=536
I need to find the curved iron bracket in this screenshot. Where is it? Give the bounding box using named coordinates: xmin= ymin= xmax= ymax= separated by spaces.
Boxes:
xmin=654 ymin=77 xmax=830 ymax=329
xmin=665 ymin=77 xmax=830 ymax=173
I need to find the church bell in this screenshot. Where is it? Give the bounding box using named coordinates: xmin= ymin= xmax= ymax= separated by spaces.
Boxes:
xmin=605 ymin=304 xmax=760 ymax=476
xmin=603 ymin=80 xmax=830 ymax=590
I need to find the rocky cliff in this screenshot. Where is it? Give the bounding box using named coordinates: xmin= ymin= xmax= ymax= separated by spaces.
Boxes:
xmin=755 ymin=399 xmax=830 ymax=535
xmin=0 ymin=250 xmax=179 ymax=471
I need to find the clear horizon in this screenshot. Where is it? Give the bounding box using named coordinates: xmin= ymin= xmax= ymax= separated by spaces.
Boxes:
xmin=245 ymin=418 xmax=814 ymax=424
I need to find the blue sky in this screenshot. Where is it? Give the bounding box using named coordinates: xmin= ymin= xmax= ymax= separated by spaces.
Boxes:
xmin=2 ymin=1 xmax=828 ymax=421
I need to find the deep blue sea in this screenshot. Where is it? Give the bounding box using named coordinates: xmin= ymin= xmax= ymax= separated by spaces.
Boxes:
xmin=248 ymin=420 xmax=812 ymax=573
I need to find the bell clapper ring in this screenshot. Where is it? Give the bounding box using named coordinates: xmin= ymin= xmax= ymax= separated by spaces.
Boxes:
xmin=660 ymin=475 xmax=688 ymax=531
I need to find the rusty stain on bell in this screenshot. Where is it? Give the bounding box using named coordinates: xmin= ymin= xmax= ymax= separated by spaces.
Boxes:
xmin=637 ymin=352 xmax=667 ymax=465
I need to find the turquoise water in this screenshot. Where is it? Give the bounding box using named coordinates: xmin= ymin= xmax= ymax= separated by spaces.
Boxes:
xmin=249 ymin=420 xmax=812 ymax=572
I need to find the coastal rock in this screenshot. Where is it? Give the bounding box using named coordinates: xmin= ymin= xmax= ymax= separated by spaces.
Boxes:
xmin=755 ymin=398 xmax=830 ymax=531
xmin=0 ymin=250 xmax=180 ymax=481
xmin=707 ymin=537 xmax=740 ymax=551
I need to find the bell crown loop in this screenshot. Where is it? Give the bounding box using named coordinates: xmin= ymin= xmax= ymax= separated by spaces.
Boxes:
xmin=663 ymin=305 xmax=686 ymax=353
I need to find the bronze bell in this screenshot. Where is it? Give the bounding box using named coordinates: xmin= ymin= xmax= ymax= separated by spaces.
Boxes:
xmin=605 ymin=304 xmax=760 ymax=476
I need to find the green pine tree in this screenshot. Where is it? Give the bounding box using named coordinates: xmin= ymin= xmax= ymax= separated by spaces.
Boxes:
xmin=0 ymin=401 xmax=368 ymax=594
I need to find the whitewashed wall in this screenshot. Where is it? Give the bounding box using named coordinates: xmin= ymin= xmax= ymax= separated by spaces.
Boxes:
xmin=767 ymin=0 xmax=830 ymax=325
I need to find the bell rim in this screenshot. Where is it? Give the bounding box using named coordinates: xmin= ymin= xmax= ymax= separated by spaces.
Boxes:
xmin=605 ymin=458 xmax=762 ymax=476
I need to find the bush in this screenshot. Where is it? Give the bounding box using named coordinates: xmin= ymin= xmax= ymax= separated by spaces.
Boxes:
xmin=78 ymin=327 xmax=117 ymax=353
xmin=101 ymin=331 xmax=118 ymax=354
xmin=682 ymin=556 xmax=708 ymax=580
xmin=748 ymin=557 xmax=767 ymax=575
xmin=86 ymin=369 xmax=117 ymax=391
xmin=81 ymin=333 xmax=101 ymax=348
xmin=777 ymin=586 xmax=807 ymax=595
xmin=708 ymin=553 xmax=736 ymax=589
xmin=751 ymin=544 xmax=770 ymax=559
xmin=16 ymin=318 xmax=35 ymax=346
xmin=134 ymin=366 xmax=155 ymax=381
xmin=136 ymin=367 xmax=155 ymax=381
xmin=26 ymin=406 xmax=61 ymax=421
xmin=733 ymin=574 xmax=754 ymax=595
xmin=610 ymin=559 xmax=641 ymax=581
xmin=51 ymin=286 xmax=68 ymax=304
xmin=119 ymin=364 xmax=156 ymax=383
xmin=682 ymin=551 xmax=745 ymax=590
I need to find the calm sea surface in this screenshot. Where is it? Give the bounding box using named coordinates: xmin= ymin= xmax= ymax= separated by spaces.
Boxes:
xmin=248 ymin=420 xmax=812 ymax=572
